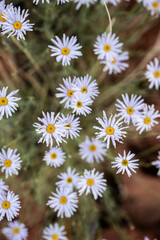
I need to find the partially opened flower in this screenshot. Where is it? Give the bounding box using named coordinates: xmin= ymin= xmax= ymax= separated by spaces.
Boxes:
xmin=145 ymin=58 xmax=160 ymax=90
xmin=47 ymin=188 xmax=78 ymax=218
xmin=56 ymin=167 xmax=80 ymax=190
xmin=0 ymin=179 xmax=9 ymax=196
xmin=43 ymin=146 xmax=66 ymax=168
xmin=94 ymin=32 xmax=123 ymax=61
xmin=48 ymin=34 xmax=82 ymax=66
xmin=0 ymin=148 xmax=22 ymax=179
xmin=78 ymin=169 xmax=107 ymax=200
xmin=2 ymin=220 xmax=28 ymax=240
xmin=0 ymin=87 xmax=21 ymax=120
xmin=43 ymin=223 xmax=68 ymax=240
xmin=0 ymin=191 xmax=21 ymax=221
xmin=94 ymin=111 xmax=128 ymax=149
xmin=115 ymin=93 xmax=144 ymax=125
xmin=2 ymin=6 xmax=34 ymax=40
xmin=79 ymin=136 xmax=107 ymax=163
xmin=152 ymin=151 xmax=160 ymax=176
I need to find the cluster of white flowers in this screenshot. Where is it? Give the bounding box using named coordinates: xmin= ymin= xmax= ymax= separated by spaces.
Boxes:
xmin=0 ymin=1 xmax=34 ymax=40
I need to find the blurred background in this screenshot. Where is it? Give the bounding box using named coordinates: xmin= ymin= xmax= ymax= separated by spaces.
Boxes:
xmin=0 ymin=0 xmax=160 ymax=239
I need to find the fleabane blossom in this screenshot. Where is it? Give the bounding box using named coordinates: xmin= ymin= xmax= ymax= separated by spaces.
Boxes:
xmin=43 ymin=146 xmax=66 ymax=168
xmin=0 ymin=190 xmax=21 ymax=221
xmin=33 ymin=111 xmax=66 ymax=147
xmin=56 ymin=167 xmax=80 ymax=190
xmin=56 ymin=77 xmax=76 ymax=109
xmin=111 ymin=150 xmax=139 ymax=177
xmin=115 ymin=93 xmax=144 ymax=125
xmin=43 ymin=223 xmax=68 ymax=240
xmin=73 ymin=0 xmax=97 ymax=10
xmin=47 ymin=188 xmax=78 ymax=218
xmin=79 ymin=136 xmax=107 ymax=163
xmin=94 ymin=32 xmax=123 ymax=61
xmin=0 ymin=87 xmax=21 ymax=120
xmin=72 ymin=74 xmax=99 ymax=100
xmin=0 ymin=179 xmax=9 ymax=196
xmin=58 ymin=114 xmax=82 ymax=139
xmin=134 ymin=104 xmax=160 ymax=134
xmin=2 ymin=220 xmax=28 ymax=240
xmin=145 ymin=0 xmax=160 ymax=15
xmin=70 ymin=94 xmax=93 ymax=116
xmin=0 ymin=148 xmax=22 ymax=179
xmin=33 ymin=0 xmax=69 ymax=4
xmin=48 ymin=34 xmax=82 ymax=66
xmin=101 ymin=0 xmax=121 ymax=6
xmin=152 ymin=151 xmax=160 ymax=176
xmin=145 ymin=58 xmax=160 ymax=90
xmin=101 ymin=51 xmax=129 ymax=74
xmin=0 ymin=1 xmax=13 ymax=28
xmin=78 ymin=169 xmax=107 ymax=200
xmin=94 ymin=111 xmax=128 ymax=149
xmin=2 ymin=6 xmax=34 ymax=40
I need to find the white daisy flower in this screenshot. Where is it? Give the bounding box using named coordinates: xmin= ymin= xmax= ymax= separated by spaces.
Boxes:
xmin=56 ymin=77 xmax=76 ymax=109
xmin=111 ymin=150 xmax=139 ymax=177
xmin=0 ymin=148 xmax=22 ymax=179
xmin=134 ymin=104 xmax=160 ymax=134
xmin=47 ymin=188 xmax=78 ymax=218
xmin=115 ymin=93 xmax=144 ymax=125
xmin=43 ymin=223 xmax=68 ymax=240
xmin=58 ymin=114 xmax=82 ymax=139
xmin=145 ymin=0 xmax=160 ymax=15
xmin=33 ymin=0 xmax=50 ymax=4
xmin=78 ymin=169 xmax=107 ymax=200
xmin=94 ymin=111 xmax=128 ymax=149
xmin=2 ymin=6 xmax=34 ymax=40
xmin=72 ymin=74 xmax=99 ymax=100
xmin=145 ymin=58 xmax=160 ymax=90
xmin=152 ymin=152 xmax=160 ymax=176
xmin=70 ymin=94 xmax=93 ymax=116
xmin=157 ymin=135 xmax=160 ymax=140
xmin=43 ymin=146 xmax=66 ymax=168
xmin=101 ymin=51 xmax=129 ymax=74
xmin=94 ymin=32 xmax=123 ymax=61
xmin=48 ymin=34 xmax=82 ymax=66
xmin=0 ymin=1 xmax=13 ymax=28
xmin=33 ymin=111 xmax=66 ymax=147
xmin=0 ymin=190 xmax=21 ymax=221
xmin=56 ymin=167 xmax=80 ymax=190
xmin=0 ymin=87 xmax=21 ymax=120
xmin=101 ymin=0 xmax=121 ymax=6
xmin=0 ymin=179 xmax=9 ymax=196
xmin=73 ymin=0 xmax=97 ymax=10
xmin=79 ymin=136 xmax=107 ymax=163
xmin=2 ymin=220 xmax=28 ymax=240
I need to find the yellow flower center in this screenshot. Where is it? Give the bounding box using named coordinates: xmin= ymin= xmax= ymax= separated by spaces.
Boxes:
xmin=13 ymin=228 xmax=19 ymax=234
xmin=67 ymin=90 xmax=74 ymax=97
xmin=13 ymin=21 xmax=22 ymax=30
xmin=4 ymin=159 xmax=12 ymax=168
xmin=104 ymin=44 xmax=111 ymax=52
xmin=87 ymin=178 xmax=94 ymax=186
xmin=64 ymin=123 xmax=71 ymax=130
xmin=152 ymin=1 xmax=159 ymax=8
xmin=0 ymin=13 xmax=6 ymax=22
xmin=81 ymin=87 xmax=88 ymax=93
xmin=126 ymin=107 xmax=134 ymax=115
xmin=67 ymin=177 xmax=73 ymax=183
xmin=144 ymin=117 xmax=151 ymax=124
xmin=2 ymin=201 xmax=10 ymax=209
xmin=122 ymin=159 xmax=129 ymax=166
xmin=52 ymin=234 xmax=59 ymax=240
xmin=51 ymin=153 xmax=57 ymax=159
xmin=0 ymin=97 xmax=8 ymax=106
xmin=89 ymin=144 xmax=97 ymax=152
xmin=46 ymin=124 xmax=55 ymax=133
xmin=61 ymin=47 xmax=70 ymax=55
xmin=76 ymin=101 xmax=82 ymax=108
xmin=106 ymin=127 xmax=115 ymax=135
xmin=111 ymin=57 xmax=116 ymax=64
xmin=59 ymin=196 xmax=67 ymax=204
xmin=154 ymin=71 xmax=160 ymax=78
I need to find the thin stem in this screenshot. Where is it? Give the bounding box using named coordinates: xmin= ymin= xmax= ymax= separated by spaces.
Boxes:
xmin=102 ymin=0 xmax=112 ymax=35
